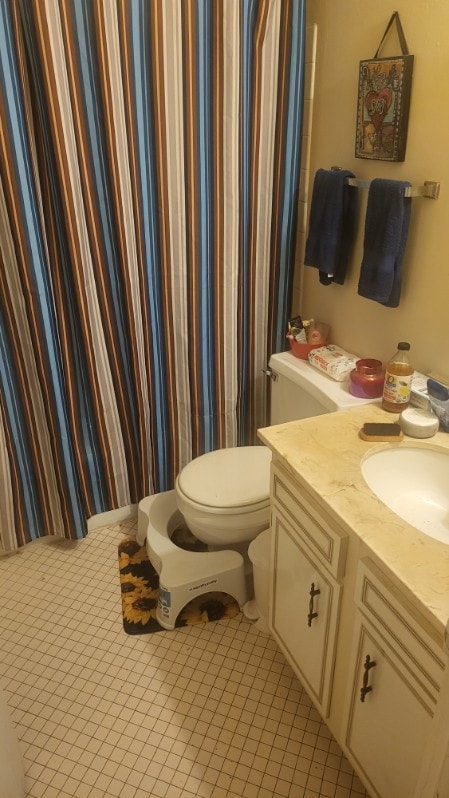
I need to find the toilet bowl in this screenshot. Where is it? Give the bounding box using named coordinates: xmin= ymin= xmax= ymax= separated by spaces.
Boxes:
xmin=139 ymin=352 xmax=378 ymax=628
xmin=174 ymin=446 xmax=272 ymax=546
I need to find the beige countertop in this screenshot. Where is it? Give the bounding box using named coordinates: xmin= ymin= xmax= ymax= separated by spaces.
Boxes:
xmin=258 ymin=403 xmax=449 ymax=648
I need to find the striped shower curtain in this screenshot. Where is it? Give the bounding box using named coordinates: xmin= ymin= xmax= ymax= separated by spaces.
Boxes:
xmin=0 ymin=0 xmax=304 ymax=550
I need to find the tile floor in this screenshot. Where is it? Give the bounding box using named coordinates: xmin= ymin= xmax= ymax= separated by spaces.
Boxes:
xmin=0 ymin=519 xmax=369 ymax=798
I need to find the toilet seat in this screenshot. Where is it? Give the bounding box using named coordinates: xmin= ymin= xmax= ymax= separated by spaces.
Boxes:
xmin=136 ymin=492 xmax=247 ymax=631
xmin=176 ymin=446 xmax=272 ymax=511
xmin=175 ymin=446 xmax=272 ymax=544
xmin=175 ymin=480 xmax=270 ymax=516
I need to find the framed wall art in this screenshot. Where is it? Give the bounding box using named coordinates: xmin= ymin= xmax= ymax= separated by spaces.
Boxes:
xmin=355 ymin=13 xmax=414 ymax=162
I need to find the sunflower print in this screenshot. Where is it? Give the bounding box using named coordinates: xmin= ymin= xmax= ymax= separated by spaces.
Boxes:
xmin=178 ymin=593 xmax=240 ymax=626
xmin=118 ymin=535 xmax=240 ymax=635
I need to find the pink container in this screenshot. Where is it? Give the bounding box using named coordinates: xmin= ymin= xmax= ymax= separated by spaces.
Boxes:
xmin=349 ymin=359 xmax=385 ymax=399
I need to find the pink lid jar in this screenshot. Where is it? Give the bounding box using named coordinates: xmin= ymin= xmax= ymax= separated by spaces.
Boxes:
xmin=349 ymin=359 xmax=385 ymax=399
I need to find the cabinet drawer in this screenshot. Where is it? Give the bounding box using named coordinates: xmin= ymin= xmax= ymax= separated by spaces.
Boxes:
xmin=272 ymin=464 xmax=347 ymax=579
xmin=355 ymin=558 xmax=445 ymax=707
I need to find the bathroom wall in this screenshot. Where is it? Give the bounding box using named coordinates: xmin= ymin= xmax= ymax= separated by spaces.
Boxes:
xmin=293 ymin=0 xmax=449 ymax=379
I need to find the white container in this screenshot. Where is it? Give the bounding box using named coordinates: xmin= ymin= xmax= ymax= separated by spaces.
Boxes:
xmin=399 ymin=407 xmax=439 ymax=438
xmin=243 ymin=528 xmax=271 ymax=634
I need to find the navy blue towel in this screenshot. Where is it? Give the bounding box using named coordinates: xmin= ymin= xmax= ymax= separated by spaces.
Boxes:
xmin=358 ymin=178 xmax=412 ymax=308
xmin=304 ymin=169 xmax=358 ymax=285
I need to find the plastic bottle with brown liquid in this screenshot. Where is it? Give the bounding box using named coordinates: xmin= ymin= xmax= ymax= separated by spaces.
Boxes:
xmin=382 ymin=342 xmax=414 ymax=412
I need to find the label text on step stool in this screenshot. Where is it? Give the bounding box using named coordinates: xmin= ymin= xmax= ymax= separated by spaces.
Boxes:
xmin=189 ymin=579 xmax=218 ymax=592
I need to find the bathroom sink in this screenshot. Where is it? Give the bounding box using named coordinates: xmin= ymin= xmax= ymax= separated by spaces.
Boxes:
xmin=361 ymin=446 xmax=449 ymax=544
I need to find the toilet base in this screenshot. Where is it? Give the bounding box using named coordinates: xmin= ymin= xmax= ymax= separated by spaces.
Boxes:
xmin=242 ymin=601 xmax=270 ymax=636
xmin=138 ymin=492 xmax=249 ymax=630
xmin=242 ymin=599 xmax=260 ymax=620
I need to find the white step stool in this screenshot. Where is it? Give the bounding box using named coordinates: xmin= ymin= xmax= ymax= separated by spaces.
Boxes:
xmin=137 ymin=492 xmax=248 ymax=630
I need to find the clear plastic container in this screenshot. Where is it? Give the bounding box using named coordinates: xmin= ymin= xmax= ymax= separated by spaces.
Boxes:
xmin=382 ymin=342 xmax=414 ymax=412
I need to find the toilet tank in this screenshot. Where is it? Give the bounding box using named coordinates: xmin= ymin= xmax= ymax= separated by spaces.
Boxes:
xmin=269 ymin=351 xmax=376 ymax=425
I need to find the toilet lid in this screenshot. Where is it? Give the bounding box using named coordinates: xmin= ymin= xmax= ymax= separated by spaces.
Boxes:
xmin=177 ymin=446 xmax=272 ymax=509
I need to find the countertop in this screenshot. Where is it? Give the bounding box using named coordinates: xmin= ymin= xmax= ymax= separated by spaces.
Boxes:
xmin=258 ymin=403 xmax=449 ymax=648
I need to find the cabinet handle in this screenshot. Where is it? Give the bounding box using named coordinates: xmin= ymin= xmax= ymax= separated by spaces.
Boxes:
xmin=360 ymin=654 xmax=377 ymax=702
xmin=307 ymin=582 xmax=321 ymax=626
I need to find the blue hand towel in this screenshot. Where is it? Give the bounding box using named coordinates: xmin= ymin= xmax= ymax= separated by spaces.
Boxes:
xmin=304 ymin=168 xmax=358 ymax=285
xmin=358 ymin=178 xmax=412 ymax=307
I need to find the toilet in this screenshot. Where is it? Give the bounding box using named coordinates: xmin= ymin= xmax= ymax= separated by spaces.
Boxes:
xmin=175 ymin=445 xmax=272 ymax=546
xmin=137 ymin=351 xmax=376 ymax=629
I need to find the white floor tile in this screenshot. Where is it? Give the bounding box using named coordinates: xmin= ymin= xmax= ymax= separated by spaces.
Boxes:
xmin=0 ymin=522 xmax=369 ymax=798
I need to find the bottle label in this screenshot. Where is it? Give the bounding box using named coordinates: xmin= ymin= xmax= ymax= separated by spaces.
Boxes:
xmin=383 ymin=371 xmax=413 ymax=405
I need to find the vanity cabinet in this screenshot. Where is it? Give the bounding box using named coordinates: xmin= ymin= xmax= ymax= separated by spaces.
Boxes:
xmin=269 ymin=464 xmax=348 ymax=717
xmin=346 ymin=619 xmax=432 ymax=798
xmin=344 ymin=560 xmax=445 ymax=798
xmin=268 ymin=462 xmax=447 ymax=798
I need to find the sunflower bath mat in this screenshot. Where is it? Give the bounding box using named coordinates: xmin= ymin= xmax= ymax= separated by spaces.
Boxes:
xmin=118 ymin=530 xmax=240 ymax=634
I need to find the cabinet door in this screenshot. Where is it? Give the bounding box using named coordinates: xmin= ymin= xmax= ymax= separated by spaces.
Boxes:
xmin=270 ymin=513 xmax=341 ymax=716
xmin=346 ymin=618 xmax=433 ymax=798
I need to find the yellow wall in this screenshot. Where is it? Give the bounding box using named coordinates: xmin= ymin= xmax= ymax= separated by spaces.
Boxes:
xmin=296 ymin=0 xmax=449 ymax=379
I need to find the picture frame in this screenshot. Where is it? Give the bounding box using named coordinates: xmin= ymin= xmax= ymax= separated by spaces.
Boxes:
xmin=355 ymin=55 xmax=414 ymax=162
xmin=355 ymin=13 xmax=414 ymax=163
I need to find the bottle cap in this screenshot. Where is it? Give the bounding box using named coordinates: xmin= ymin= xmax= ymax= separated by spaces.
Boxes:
xmin=398 ymin=342 xmax=410 ymax=350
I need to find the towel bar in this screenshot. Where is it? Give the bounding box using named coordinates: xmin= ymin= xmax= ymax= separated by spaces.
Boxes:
xmin=346 ymin=178 xmax=440 ymax=199
xmin=330 ymin=168 xmax=440 ymax=199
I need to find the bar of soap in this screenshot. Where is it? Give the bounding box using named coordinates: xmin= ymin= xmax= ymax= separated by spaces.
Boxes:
xmin=399 ymin=407 xmax=439 ymax=438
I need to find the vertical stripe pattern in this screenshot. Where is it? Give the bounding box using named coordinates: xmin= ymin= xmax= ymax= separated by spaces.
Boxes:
xmin=0 ymin=0 xmax=304 ymax=550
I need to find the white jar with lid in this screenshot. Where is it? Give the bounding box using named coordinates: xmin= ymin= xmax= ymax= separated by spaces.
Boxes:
xmin=399 ymin=407 xmax=439 ymax=438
